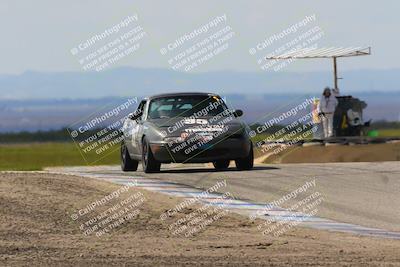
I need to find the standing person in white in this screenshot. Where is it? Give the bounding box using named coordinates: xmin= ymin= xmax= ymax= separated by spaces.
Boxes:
xmin=318 ymin=87 xmax=338 ymax=138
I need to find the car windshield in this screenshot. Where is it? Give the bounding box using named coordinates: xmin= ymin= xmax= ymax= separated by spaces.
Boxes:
xmin=148 ymin=95 xmax=228 ymax=119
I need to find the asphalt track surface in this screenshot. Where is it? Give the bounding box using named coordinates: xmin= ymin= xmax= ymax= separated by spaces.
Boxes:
xmin=50 ymin=161 xmax=400 ymax=239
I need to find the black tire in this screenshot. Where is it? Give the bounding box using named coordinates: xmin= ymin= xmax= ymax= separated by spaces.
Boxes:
xmin=142 ymin=138 xmax=161 ymax=173
xmin=121 ymin=141 xmax=138 ymax=171
xmin=213 ymin=160 xmax=230 ymax=170
xmin=235 ymin=143 xmax=254 ymax=170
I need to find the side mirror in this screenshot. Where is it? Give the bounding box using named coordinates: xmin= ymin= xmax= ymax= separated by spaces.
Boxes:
xmin=233 ymin=109 xmax=243 ymax=117
xmin=128 ymin=111 xmax=142 ymax=121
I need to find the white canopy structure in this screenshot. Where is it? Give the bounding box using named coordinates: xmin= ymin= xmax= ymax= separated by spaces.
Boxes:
xmin=266 ymin=47 xmax=371 ymax=89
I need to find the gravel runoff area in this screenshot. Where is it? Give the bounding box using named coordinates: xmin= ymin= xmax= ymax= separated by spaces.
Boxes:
xmin=1 ymin=171 xmax=400 ymax=266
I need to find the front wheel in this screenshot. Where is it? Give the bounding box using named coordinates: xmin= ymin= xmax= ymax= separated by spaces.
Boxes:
xmin=213 ymin=160 xmax=230 ymax=170
xmin=121 ymin=142 xmax=138 ymax=171
xmin=235 ymin=144 xmax=254 ymax=170
xmin=142 ymin=138 xmax=161 ymax=173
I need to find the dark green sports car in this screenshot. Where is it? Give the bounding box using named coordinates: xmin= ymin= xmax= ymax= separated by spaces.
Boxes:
xmin=120 ymin=92 xmax=253 ymax=173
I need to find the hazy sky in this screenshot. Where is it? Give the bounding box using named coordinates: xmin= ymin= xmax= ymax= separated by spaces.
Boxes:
xmin=1 ymin=0 xmax=399 ymax=74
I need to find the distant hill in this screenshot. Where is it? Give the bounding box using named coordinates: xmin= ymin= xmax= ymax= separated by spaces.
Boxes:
xmin=0 ymin=67 xmax=399 ymax=99
xmin=0 ymin=92 xmax=399 ymax=132
xmin=0 ymin=67 xmax=398 ymax=132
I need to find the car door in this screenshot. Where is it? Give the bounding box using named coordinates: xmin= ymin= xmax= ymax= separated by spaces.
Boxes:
xmin=131 ymin=100 xmax=147 ymax=156
xmin=124 ymin=100 xmax=146 ymax=157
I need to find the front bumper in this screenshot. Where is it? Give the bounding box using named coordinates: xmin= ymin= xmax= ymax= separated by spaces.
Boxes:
xmin=150 ymin=137 xmax=251 ymax=163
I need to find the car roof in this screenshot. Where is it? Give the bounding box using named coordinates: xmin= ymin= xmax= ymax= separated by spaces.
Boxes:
xmin=146 ymin=92 xmax=218 ymax=100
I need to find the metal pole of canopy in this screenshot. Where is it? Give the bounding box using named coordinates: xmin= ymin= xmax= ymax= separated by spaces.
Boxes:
xmin=333 ymin=57 xmax=338 ymax=89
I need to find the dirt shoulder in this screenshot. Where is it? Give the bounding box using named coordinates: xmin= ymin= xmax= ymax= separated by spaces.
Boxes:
xmin=1 ymin=172 xmax=400 ymax=266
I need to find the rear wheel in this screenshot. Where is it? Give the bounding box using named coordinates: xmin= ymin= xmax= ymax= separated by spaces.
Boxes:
xmin=142 ymin=138 xmax=161 ymax=173
xmin=235 ymin=144 xmax=254 ymax=170
xmin=121 ymin=142 xmax=138 ymax=171
xmin=213 ymin=160 xmax=230 ymax=170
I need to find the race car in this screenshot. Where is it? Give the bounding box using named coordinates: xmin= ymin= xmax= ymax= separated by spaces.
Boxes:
xmin=120 ymin=92 xmax=253 ymax=173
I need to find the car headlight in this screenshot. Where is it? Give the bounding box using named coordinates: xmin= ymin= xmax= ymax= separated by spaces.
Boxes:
xmin=164 ymin=136 xmax=185 ymax=144
xmin=164 ymin=132 xmax=191 ymax=145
